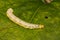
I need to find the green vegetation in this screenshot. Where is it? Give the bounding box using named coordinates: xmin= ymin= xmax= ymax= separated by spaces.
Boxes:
xmin=0 ymin=0 xmax=60 ymax=40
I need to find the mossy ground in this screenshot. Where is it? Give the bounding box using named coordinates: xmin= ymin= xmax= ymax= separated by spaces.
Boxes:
xmin=0 ymin=0 xmax=60 ymax=40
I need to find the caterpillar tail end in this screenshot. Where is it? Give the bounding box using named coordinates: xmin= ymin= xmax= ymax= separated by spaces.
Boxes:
xmin=39 ymin=24 xmax=44 ymax=29
xmin=7 ymin=8 xmax=13 ymax=14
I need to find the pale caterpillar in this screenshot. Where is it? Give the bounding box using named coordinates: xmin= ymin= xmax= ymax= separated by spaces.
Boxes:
xmin=6 ymin=8 xmax=44 ymax=29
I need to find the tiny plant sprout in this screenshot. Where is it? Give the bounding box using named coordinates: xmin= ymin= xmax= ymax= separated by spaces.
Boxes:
xmin=42 ymin=0 xmax=53 ymax=4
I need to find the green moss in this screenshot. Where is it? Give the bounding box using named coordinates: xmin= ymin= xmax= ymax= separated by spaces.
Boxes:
xmin=0 ymin=0 xmax=60 ymax=40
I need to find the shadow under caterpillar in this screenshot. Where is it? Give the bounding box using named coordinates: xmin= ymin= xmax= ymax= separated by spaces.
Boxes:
xmin=6 ymin=8 xmax=44 ymax=29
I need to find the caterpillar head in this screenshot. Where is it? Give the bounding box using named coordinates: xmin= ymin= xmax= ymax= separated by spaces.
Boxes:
xmin=39 ymin=24 xmax=44 ymax=29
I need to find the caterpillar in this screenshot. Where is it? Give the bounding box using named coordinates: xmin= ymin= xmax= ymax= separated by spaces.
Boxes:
xmin=6 ymin=8 xmax=44 ymax=29
xmin=42 ymin=0 xmax=53 ymax=4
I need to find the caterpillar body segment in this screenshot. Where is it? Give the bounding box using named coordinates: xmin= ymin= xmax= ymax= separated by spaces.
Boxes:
xmin=6 ymin=8 xmax=44 ymax=29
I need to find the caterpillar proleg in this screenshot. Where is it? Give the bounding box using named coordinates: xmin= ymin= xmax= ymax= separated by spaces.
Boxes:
xmin=6 ymin=8 xmax=44 ymax=29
